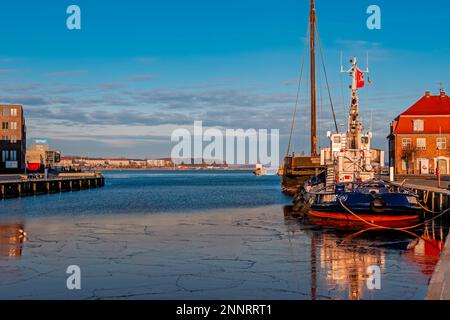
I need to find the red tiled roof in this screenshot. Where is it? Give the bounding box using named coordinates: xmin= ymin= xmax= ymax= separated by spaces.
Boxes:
xmin=393 ymin=116 xmax=450 ymax=134
xmin=401 ymin=92 xmax=450 ymax=115
xmin=392 ymin=91 xmax=450 ymax=135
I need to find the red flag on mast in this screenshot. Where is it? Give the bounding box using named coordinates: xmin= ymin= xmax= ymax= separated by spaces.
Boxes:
xmin=356 ymin=68 xmax=365 ymax=88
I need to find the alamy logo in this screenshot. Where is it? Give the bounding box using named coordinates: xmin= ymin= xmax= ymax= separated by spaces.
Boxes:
xmin=171 ymin=121 xmax=279 ymax=166
xmin=66 ymin=5 xmax=81 ymax=30
xmin=366 ymin=265 xmax=381 ymax=290
xmin=366 ymin=5 xmax=381 ymax=30
xmin=66 ymin=265 xmax=81 ymax=290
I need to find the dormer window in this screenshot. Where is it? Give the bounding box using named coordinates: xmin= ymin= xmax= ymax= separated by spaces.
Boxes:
xmin=413 ymin=119 xmax=424 ymax=132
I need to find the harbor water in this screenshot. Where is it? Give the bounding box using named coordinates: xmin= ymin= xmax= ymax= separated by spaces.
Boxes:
xmin=0 ymin=170 xmax=448 ymax=299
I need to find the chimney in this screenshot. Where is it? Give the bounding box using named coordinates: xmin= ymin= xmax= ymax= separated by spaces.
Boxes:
xmin=440 ymin=89 xmax=446 ymax=98
xmin=425 ymin=90 xmax=431 ymax=98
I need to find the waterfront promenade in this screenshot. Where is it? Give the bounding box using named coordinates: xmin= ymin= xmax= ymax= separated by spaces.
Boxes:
xmin=394 ymin=175 xmax=450 ymax=190
xmin=427 ymin=234 xmax=450 ymax=299
xmin=0 ymin=172 xmax=105 ymax=199
xmin=389 ymin=175 xmax=450 ymax=300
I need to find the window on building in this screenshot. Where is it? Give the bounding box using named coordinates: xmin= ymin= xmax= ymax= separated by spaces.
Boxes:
xmin=416 ymin=138 xmax=426 ymax=150
xmin=10 ymin=135 xmax=17 ymax=143
xmin=10 ymin=150 xmax=16 ymax=161
xmin=10 ymin=122 xmax=17 ymax=130
xmin=1 ymin=150 xmax=8 ymax=162
xmin=437 ymin=138 xmax=447 ymax=150
xmin=1 ymin=122 xmax=8 ymax=130
xmin=402 ymin=138 xmax=412 ymax=150
xmin=2 ymin=109 xmax=9 ymax=117
xmin=10 ymin=108 xmax=17 ymax=117
xmin=413 ymin=119 xmax=424 ymax=132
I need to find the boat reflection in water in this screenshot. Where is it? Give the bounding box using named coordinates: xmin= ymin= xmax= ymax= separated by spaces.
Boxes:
xmin=0 ymin=223 xmax=27 ymax=258
xmin=283 ymin=206 xmax=447 ymax=300
xmin=403 ymin=223 xmax=446 ymax=276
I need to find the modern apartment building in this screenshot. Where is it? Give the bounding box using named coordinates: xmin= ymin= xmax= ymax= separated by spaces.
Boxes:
xmin=0 ymin=105 xmax=26 ymax=173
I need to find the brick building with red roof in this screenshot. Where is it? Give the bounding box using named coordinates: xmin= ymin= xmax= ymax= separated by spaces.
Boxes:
xmin=388 ymin=89 xmax=450 ymax=175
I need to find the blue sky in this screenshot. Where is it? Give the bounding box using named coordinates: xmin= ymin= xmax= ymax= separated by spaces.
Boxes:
xmin=0 ymin=0 xmax=449 ymax=159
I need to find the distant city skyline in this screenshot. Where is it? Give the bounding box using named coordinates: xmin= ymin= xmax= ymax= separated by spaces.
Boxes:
xmin=0 ymin=0 xmax=449 ymax=159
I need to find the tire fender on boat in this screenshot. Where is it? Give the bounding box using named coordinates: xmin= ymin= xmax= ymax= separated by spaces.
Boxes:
xmin=370 ymin=196 xmax=386 ymax=214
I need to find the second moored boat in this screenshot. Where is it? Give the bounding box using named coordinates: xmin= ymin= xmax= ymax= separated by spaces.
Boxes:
xmin=292 ymin=58 xmax=422 ymax=227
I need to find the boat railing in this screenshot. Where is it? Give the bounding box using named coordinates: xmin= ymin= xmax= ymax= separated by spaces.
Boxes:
xmin=306 ymin=185 xmax=335 ymax=195
xmin=306 ymin=180 xmax=417 ymax=196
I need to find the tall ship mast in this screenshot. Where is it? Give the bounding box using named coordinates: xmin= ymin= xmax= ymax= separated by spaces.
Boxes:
xmin=281 ymin=0 xmax=326 ymax=195
xmin=309 ymin=0 xmax=317 ymax=157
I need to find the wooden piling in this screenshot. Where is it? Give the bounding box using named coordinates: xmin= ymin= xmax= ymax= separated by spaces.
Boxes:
xmin=432 ymin=192 xmax=435 ymax=212
xmin=387 ymin=180 xmax=450 ymax=214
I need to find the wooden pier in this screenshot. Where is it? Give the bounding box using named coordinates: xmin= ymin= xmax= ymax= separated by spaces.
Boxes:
xmin=390 ymin=181 xmax=450 ymax=213
xmin=0 ymin=172 xmax=105 ymax=199
xmin=388 ymin=179 xmax=450 ymax=300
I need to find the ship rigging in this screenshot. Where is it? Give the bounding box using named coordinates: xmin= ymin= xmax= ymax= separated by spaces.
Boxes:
xmin=281 ymin=0 xmax=338 ymax=195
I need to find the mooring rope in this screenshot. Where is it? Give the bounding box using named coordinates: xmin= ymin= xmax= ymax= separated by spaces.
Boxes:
xmin=338 ymin=198 xmax=450 ymax=231
xmin=424 ymin=190 xmax=430 ymax=204
xmin=417 ymin=201 xmax=439 ymax=214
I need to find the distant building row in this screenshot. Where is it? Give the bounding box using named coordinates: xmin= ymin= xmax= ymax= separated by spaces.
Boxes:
xmin=59 ymin=157 xmax=174 ymax=168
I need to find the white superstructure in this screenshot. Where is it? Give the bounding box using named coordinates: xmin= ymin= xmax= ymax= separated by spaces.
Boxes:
xmin=320 ymin=57 xmax=384 ymax=185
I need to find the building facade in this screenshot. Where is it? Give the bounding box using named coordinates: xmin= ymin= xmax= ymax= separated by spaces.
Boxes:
xmin=388 ymin=89 xmax=450 ymax=175
xmin=147 ymin=159 xmax=174 ymax=167
xmin=106 ymin=159 xmax=130 ymax=167
xmin=79 ymin=158 xmax=107 ymax=167
xmin=58 ymin=157 xmax=175 ymax=169
xmin=0 ymin=105 xmax=26 ymax=172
